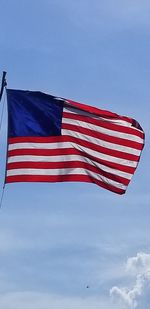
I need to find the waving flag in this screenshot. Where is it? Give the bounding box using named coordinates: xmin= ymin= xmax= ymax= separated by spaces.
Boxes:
xmin=6 ymin=89 xmax=145 ymax=194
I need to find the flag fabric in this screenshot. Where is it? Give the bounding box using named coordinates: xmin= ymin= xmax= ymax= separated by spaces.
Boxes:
xmin=6 ymin=89 xmax=145 ymax=194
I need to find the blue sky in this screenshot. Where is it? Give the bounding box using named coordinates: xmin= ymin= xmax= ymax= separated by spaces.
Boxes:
xmin=0 ymin=1 xmax=149 ymax=308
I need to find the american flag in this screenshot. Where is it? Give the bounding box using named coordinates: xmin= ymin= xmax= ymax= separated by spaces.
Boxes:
xmin=6 ymin=89 xmax=145 ymax=194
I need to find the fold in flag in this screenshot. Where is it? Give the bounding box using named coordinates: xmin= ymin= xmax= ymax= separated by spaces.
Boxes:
xmin=6 ymin=89 xmax=145 ymax=194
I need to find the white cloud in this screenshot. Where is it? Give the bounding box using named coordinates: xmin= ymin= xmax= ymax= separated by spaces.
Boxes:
xmin=110 ymin=252 xmax=150 ymax=308
xmin=126 ymin=252 xmax=150 ymax=275
xmin=110 ymin=274 xmax=150 ymax=308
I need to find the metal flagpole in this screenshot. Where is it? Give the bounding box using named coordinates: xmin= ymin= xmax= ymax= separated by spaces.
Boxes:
xmin=0 ymin=71 xmax=7 ymax=208
xmin=0 ymin=71 xmax=7 ymax=102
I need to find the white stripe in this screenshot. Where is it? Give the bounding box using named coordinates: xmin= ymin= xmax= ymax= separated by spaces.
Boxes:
xmin=7 ymin=168 xmax=127 ymax=190
xmin=62 ymin=117 xmax=143 ymax=144
xmin=64 ymin=106 xmax=144 ymax=134
xmin=10 ymin=136 xmax=139 ymax=158
xmin=62 ymin=128 xmax=140 ymax=156
xmin=8 ymin=142 xmax=71 ymax=151
xmin=7 ymin=154 xmax=132 ymax=180
xmin=64 ymin=105 xmax=133 ymax=127
xmin=8 ymin=141 xmax=137 ymax=167
xmin=71 ymin=142 xmax=137 ymax=167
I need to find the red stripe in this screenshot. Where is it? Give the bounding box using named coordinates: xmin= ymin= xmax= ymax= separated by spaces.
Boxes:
xmin=93 ymin=157 xmax=136 ymax=174
xmin=7 ymin=161 xmax=130 ymax=186
xmin=7 ymin=141 xmax=136 ymax=174
xmin=8 ymin=147 xmax=75 ymax=157
xmin=8 ymin=138 xmax=139 ymax=162
xmin=9 ymin=138 xmax=139 ymax=174
xmin=65 ymin=100 xmax=133 ymax=125
xmin=63 ymin=111 xmax=144 ymax=139
xmin=8 ymin=136 xmax=64 ymax=144
xmin=9 ymin=137 xmax=139 ymax=174
xmin=62 ymin=123 xmax=143 ymax=150
xmin=64 ymin=135 xmax=139 ymax=162
xmin=5 ymin=174 xmax=126 ymax=195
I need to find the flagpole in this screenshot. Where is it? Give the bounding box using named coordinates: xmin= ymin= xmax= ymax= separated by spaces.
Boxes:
xmin=0 ymin=71 xmax=7 ymax=208
xmin=0 ymin=71 xmax=7 ymax=102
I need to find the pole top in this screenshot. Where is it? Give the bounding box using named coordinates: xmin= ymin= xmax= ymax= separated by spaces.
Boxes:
xmin=0 ymin=71 xmax=7 ymax=101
